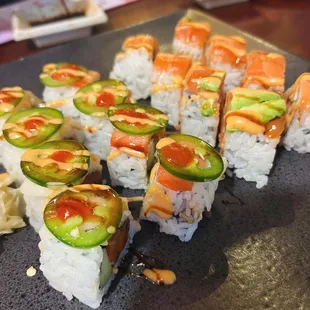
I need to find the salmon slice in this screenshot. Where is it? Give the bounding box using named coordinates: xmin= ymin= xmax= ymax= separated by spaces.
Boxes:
xmin=153 ymin=53 xmax=192 ymax=78
xmin=297 ymin=74 xmax=310 ymax=114
xmin=122 ymin=34 xmax=159 ymax=56
xmin=156 ymin=164 xmax=193 ymax=192
xmin=175 ymin=21 xmax=210 ymax=48
xmin=110 ymin=129 xmax=152 ymax=154
xmin=206 ymin=35 xmax=247 ymax=68
xmin=242 ymin=51 xmax=286 ymax=88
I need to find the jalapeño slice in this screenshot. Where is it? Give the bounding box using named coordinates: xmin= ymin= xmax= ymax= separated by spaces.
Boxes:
xmin=44 ymin=184 xmax=123 ymax=248
xmin=2 ymin=107 xmax=63 ymax=149
xmin=157 ymin=134 xmax=224 ymax=182
xmin=0 ymin=87 xmax=25 ymax=118
xmin=108 ymin=103 xmax=168 ymax=135
xmin=21 ymin=140 xmax=90 ymax=187
xmin=73 ymin=79 xmax=129 ymax=117
xmin=40 ymin=63 xmax=87 ymax=87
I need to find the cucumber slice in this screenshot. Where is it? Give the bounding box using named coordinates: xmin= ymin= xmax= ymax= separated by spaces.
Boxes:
xmin=73 ymin=80 xmax=129 ymax=117
xmin=20 ymin=140 xmax=90 ymax=187
xmin=108 ymin=103 xmax=168 ymax=135
xmin=40 ymin=63 xmax=87 ymax=87
xmin=157 ymin=134 xmax=224 ymax=182
xmin=44 ymin=186 xmax=123 ymax=249
xmin=3 ymin=107 xmax=63 ymax=149
xmin=100 ymin=249 xmax=113 ymax=289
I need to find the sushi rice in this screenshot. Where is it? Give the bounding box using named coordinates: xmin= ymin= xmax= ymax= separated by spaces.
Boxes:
xmin=172 ymin=39 xmax=203 ymax=62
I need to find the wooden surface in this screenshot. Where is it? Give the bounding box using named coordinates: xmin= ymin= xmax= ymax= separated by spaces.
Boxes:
xmin=1 ymin=0 xmax=310 ymax=65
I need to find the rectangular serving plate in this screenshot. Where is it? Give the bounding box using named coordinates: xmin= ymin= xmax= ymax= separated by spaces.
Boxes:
xmin=0 ymin=9 xmax=310 ymax=310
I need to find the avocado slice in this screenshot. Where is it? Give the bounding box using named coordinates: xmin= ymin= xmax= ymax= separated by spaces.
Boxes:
xmin=100 ymin=249 xmax=113 ymax=288
xmin=73 ymin=80 xmax=129 ymax=117
xmin=20 ymin=140 xmax=90 ymax=187
xmin=200 ymin=99 xmax=215 ymax=117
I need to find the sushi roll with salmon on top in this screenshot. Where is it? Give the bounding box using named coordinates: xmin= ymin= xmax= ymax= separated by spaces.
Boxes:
xmin=1 ymin=107 xmax=84 ymax=185
xmin=172 ymin=16 xmax=211 ymax=61
xmin=205 ymin=35 xmax=247 ymax=92
xmin=0 ymin=86 xmax=40 ymax=136
xmin=107 ymin=103 xmax=168 ymax=190
xmin=151 ymin=53 xmax=192 ymax=129
xmin=220 ymin=88 xmax=287 ymax=188
xmin=73 ymin=79 xmax=130 ymax=160
xmin=283 ymin=73 xmax=310 ymax=153
xmin=180 ymin=64 xmax=226 ymax=146
xmin=110 ymin=35 xmax=159 ymax=100
xmin=141 ymin=134 xmax=225 ymax=242
xmin=241 ymin=51 xmax=286 ymax=93
xmin=40 ymin=63 xmax=100 ymax=119
xmin=39 ymin=184 xmax=140 ymax=309
xmin=20 ymin=140 xmax=102 ymax=232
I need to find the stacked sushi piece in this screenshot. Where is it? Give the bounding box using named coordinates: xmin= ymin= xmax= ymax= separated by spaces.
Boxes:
xmin=73 ymin=79 xmax=131 ymax=160
xmin=283 ymin=73 xmax=310 ymax=153
xmin=20 ymin=140 xmax=102 ymax=232
xmin=110 ymin=35 xmax=159 ymax=100
xmin=180 ymin=64 xmax=226 ymax=146
xmin=1 ymin=107 xmax=84 ymax=185
xmin=219 ymin=88 xmax=287 ymax=188
xmin=39 ymin=184 xmax=140 ymax=309
xmin=40 ymin=62 xmax=100 ymax=119
xmin=107 ymin=103 xmax=168 ymax=189
xmin=151 ymin=53 xmax=192 ymax=129
xmin=141 ymin=134 xmax=225 ymax=242
xmin=205 ymin=35 xmax=247 ymax=92
xmin=172 ymin=16 xmax=211 ymax=61
xmin=241 ymin=51 xmax=286 ymax=93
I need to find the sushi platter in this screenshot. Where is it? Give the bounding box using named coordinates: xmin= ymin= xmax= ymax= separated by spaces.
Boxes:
xmin=1 ymin=9 xmax=310 ymax=310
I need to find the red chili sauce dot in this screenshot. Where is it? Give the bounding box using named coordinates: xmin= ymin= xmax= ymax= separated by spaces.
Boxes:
xmin=24 ymin=119 xmax=44 ymax=131
xmin=96 ymin=92 xmax=115 ymax=107
xmin=56 ymin=198 xmax=93 ymax=221
xmin=50 ymin=151 xmax=74 ymax=163
xmin=161 ymin=142 xmax=194 ymax=167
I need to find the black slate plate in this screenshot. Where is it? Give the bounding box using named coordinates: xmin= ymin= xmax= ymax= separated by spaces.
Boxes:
xmin=1 ymin=9 xmax=310 ymax=310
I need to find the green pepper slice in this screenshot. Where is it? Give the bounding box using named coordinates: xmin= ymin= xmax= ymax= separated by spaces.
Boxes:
xmin=40 ymin=62 xmax=87 ymax=87
xmin=0 ymin=87 xmax=25 ymax=118
xmin=21 ymin=140 xmax=90 ymax=187
xmin=73 ymin=80 xmax=129 ymax=117
xmin=108 ymin=103 xmax=168 ymax=135
xmin=3 ymin=107 xmax=63 ymax=149
xmin=44 ymin=184 xmax=123 ymax=248
xmin=157 ymin=134 xmax=224 ymax=182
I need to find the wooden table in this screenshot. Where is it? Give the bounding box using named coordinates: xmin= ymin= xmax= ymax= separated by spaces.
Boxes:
xmin=1 ymin=0 xmax=310 ymax=65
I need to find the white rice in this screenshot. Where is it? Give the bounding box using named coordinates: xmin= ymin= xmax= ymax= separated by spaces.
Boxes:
xmin=20 ymin=156 xmax=102 ymax=232
xmin=141 ymin=178 xmax=219 ymax=242
xmin=78 ymin=112 xmax=114 ymax=160
xmin=151 ymin=88 xmax=182 ymax=128
xmin=172 ymin=39 xmax=203 ymax=61
xmin=43 ymin=86 xmax=81 ymax=120
xmin=209 ymin=62 xmax=244 ymax=93
xmin=110 ymin=49 xmax=153 ymax=100
xmin=107 ymin=147 xmax=150 ymax=190
xmin=283 ymin=112 xmax=310 ymax=153
xmin=39 ymin=209 xmax=140 ymax=309
xmin=223 ymin=131 xmax=279 ymax=188
xmin=180 ymin=95 xmax=219 ymax=146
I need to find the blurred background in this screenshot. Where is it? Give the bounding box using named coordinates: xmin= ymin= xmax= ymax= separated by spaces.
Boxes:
xmin=0 ymin=0 xmax=310 ymax=64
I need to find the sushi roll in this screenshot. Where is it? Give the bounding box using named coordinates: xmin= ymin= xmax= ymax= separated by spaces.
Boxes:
xmin=107 ymin=103 xmax=168 ymax=190
xmin=241 ymin=51 xmax=286 ymax=93
xmin=20 ymin=140 xmax=102 ymax=232
xmin=0 ymin=86 xmax=40 ymax=135
xmin=172 ymin=16 xmax=211 ymax=61
xmin=1 ymin=107 xmax=84 ymax=185
xmin=40 ymin=62 xmax=100 ymax=119
xmin=141 ymin=134 xmax=224 ymax=242
xmin=205 ymin=35 xmax=247 ymax=92
xmin=73 ymin=79 xmax=130 ymax=160
xmin=151 ymin=53 xmax=192 ymax=128
xmin=283 ymin=73 xmax=310 ymax=153
xmin=110 ymin=35 xmax=159 ymax=100
xmin=39 ymin=184 xmax=140 ymax=309
xmin=220 ymin=88 xmax=286 ymax=188
xmin=180 ymin=64 xmax=226 ymax=146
